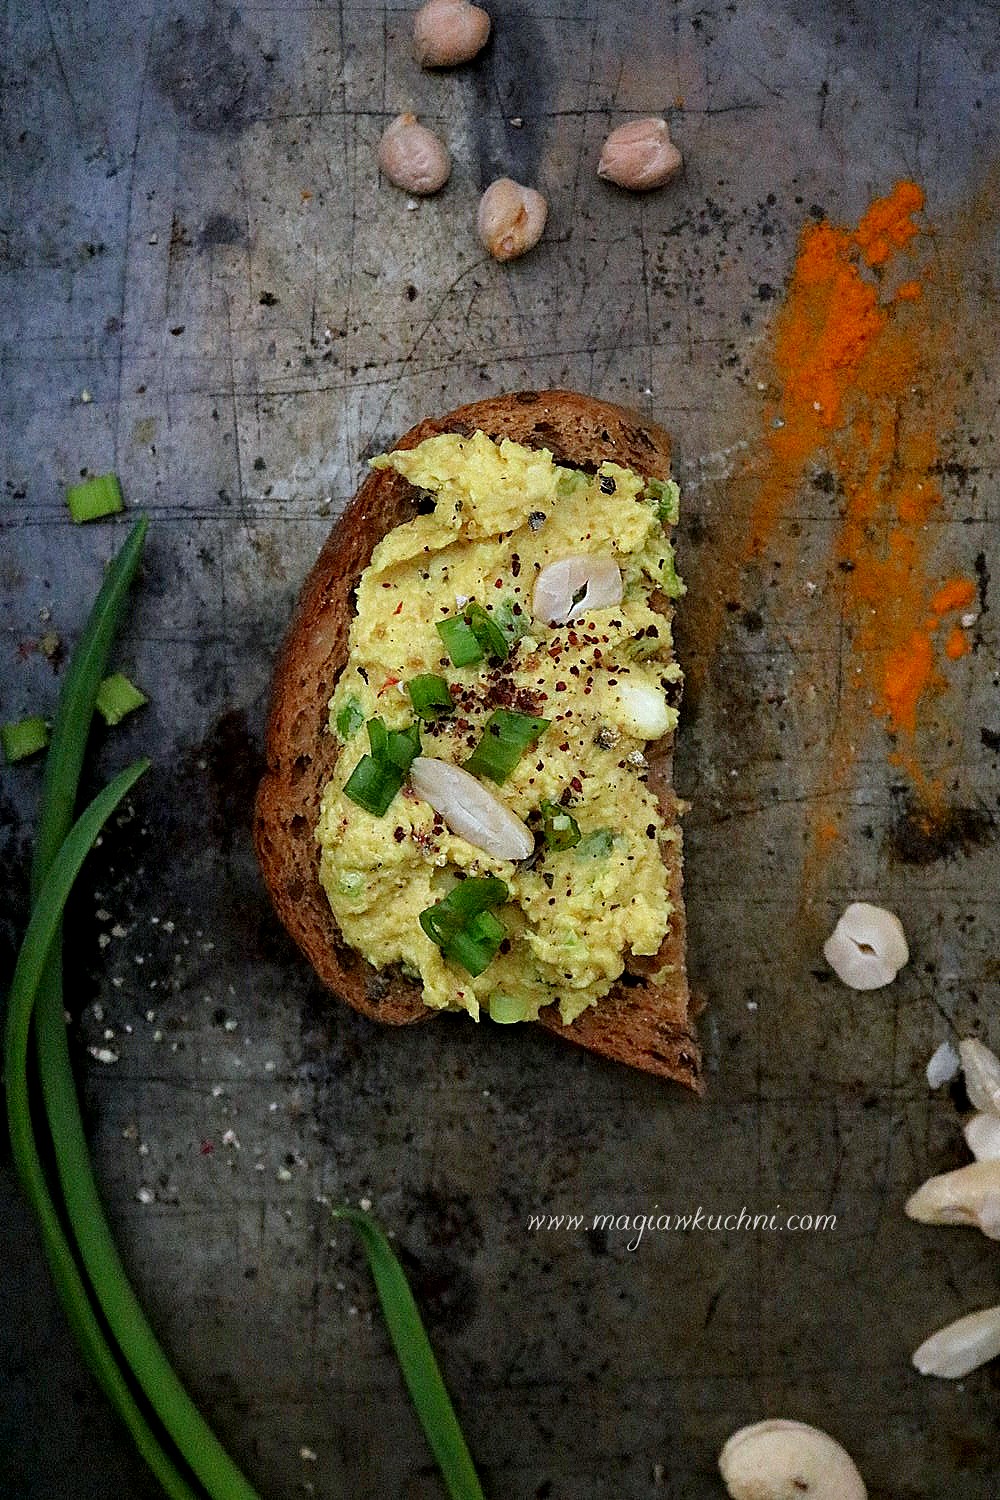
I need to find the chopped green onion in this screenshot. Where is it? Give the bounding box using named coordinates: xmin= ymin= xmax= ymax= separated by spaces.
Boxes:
xmin=386 ymin=722 xmax=421 ymax=772
xmin=407 ymin=674 xmax=454 ymax=720
xmin=463 ymin=603 xmax=508 ymax=662
xmin=2 ymin=716 xmax=50 ymax=763
xmin=66 ymin=472 xmax=124 ymax=524
xmin=436 ymin=615 xmax=483 ymax=667
xmin=540 ymin=799 xmax=581 ymax=850
xmin=646 ymin=476 xmax=680 ymax=526
xmin=344 ymin=754 xmax=404 ymax=816
xmin=368 ymin=716 xmax=389 ymax=758
xmin=347 ymin=717 xmax=420 ymax=814
xmin=444 ymin=924 xmax=504 ymax=978
xmin=95 ymin=672 xmax=147 ymax=727
xmin=331 ymin=1208 xmax=486 ymax=1500
xmin=464 ymin=709 xmax=550 ymax=785
xmin=494 ymin=596 xmax=530 ymax=647
xmin=336 ymin=696 xmax=365 ymax=740
xmin=489 ymin=993 xmax=530 ymax=1024
xmin=419 ymin=877 xmax=508 ymax=976
xmin=576 ymin=828 xmax=615 ymax=858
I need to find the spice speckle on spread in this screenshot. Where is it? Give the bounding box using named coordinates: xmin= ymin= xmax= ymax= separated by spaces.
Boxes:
xmin=316 ymin=432 xmax=684 ymax=1023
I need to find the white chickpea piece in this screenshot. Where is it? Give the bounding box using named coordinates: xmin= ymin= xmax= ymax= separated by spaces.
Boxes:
xmin=822 ymin=902 xmax=909 ymax=990
xmin=597 ymin=117 xmax=683 ymax=191
xmin=477 ymin=177 xmax=547 ymax=261
xmin=413 ymin=0 xmax=490 ymax=68
xmin=377 ymin=114 xmax=451 ymax=196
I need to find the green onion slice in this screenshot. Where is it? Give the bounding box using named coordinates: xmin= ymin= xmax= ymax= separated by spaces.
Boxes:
xmin=336 ymin=696 xmax=365 ymax=740
xmin=386 ymin=722 xmax=421 ymax=773
xmin=66 ymin=472 xmax=124 ymax=524
xmin=344 ymin=754 xmax=404 ymax=816
xmin=419 ymin=877 xmax=508 ymax=976
xmin=95 ymin=672 xmax=147 ymax=727
xmin=645 ymin=476 xmax=680 ymax=526
xmin=367 ymin=716 xmax=389 ymax=759
xmin=540 ymin=799 xmax=581 ymax=850
xmin=346 ymin=718 xmax=421 ymax=814
xmin=407 ymin=674 xmax=454 ymax=720
xmin=2 ymin=715 xmax=50 ymax=763
xmin=331 ymin=1208 xmax=486 ymax=1500
xmin=576 ymin=828 xmax=615 ymax=858
xmin=464 ymin=710 xmax=550 ymax=785
xmin=463 ymin=603 xmax=508 ymax=662
xmin=490 ymin=993 xmax=530 ymax=1024
xmin=436 ymin=615 xmax=483 ymax=667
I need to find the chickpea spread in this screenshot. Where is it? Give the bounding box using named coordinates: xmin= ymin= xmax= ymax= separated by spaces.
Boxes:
xmin=316 ymin=431 xmax=684 ymax=1023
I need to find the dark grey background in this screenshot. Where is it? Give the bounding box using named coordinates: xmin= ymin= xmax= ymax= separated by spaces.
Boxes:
xmin=2 ymin=1 xmax=999 ymax=1496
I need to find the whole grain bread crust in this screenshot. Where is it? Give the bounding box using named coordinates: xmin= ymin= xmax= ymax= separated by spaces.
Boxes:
xmin=254 ymin=390 xmax=702 ymax=1090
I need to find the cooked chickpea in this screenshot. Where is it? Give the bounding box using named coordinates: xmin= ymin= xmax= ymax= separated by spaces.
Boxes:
xmin=413 ymin=0 xmax=490 ymax=68
xmin=597 ymin=117 xmax=683 ymax=191
xmin=377 ymin=113 xmax=451 ymax=196
xmin=477 ymin=177 xmax=547 ymax=262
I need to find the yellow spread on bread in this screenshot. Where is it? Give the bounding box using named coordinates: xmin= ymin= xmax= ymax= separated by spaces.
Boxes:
xmin=315 ymin=431 xmax=683 ymax=1023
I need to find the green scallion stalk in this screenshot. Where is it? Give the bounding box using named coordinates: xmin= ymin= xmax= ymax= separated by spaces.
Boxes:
xmin=2 ymin=715 xmax=50 ymax=763
xmin=33 ymin=518 xmax=148 ymax=883
xmin=331 ymin=1208 xmax=486 ymax=1500
xmin=25 ymin=514 xmax=263 ymax=1500
xmin=463 ymin=710 xmax=550 ymax=785
xmin=95 ymin=672 xmax=148 ymax=726
xmin=407 ymin=674 xmax=454 ymax=720
xmin=6 ymin=761 xmax=203 ymax=1500
xmin=436 ymin=615 xmax=483 ymax=668
xmin=66 ymin=472 xmax=124 ymax=523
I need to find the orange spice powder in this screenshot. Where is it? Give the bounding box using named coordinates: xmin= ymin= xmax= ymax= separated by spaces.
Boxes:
xmin=745 ymin=183 xmax=972 ymax=765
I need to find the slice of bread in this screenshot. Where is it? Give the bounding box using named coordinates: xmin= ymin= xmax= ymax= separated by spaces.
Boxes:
xmin=254 ymin=390 xmax=702 ymax=1090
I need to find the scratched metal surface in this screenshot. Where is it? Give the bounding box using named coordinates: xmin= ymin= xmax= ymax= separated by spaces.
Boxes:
xmin=2 ymin=1 xmax=1000 ymax=1496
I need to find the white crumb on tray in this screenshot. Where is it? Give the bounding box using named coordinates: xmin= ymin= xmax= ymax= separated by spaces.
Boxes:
xmin=926 ymin=1040 xmax=961 ymax=1089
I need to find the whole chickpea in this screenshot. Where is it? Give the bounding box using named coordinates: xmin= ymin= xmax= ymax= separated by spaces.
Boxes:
xmin=377 ymin=114 xmax=451 ymax=195
xmin=597 ymin=118 xmax=683 ymax=191
xmin=477 ymin=178 xmax=548 ymax=262
xmin=413 ymin=0 xmax=491 ymax=68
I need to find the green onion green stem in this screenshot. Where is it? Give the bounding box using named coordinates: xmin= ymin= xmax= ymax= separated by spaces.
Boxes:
xmin=20 ymin=516 xmax=263 ymax=1500
xmin=4 ymin=762 xmax=202 ymax=1500
xmin=332 ymin=1208 xmax=486 ymax=1500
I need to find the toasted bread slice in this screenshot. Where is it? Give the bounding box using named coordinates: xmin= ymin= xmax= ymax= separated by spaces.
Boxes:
xmin=254 ymin=390 xmax=702 ymax=1089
